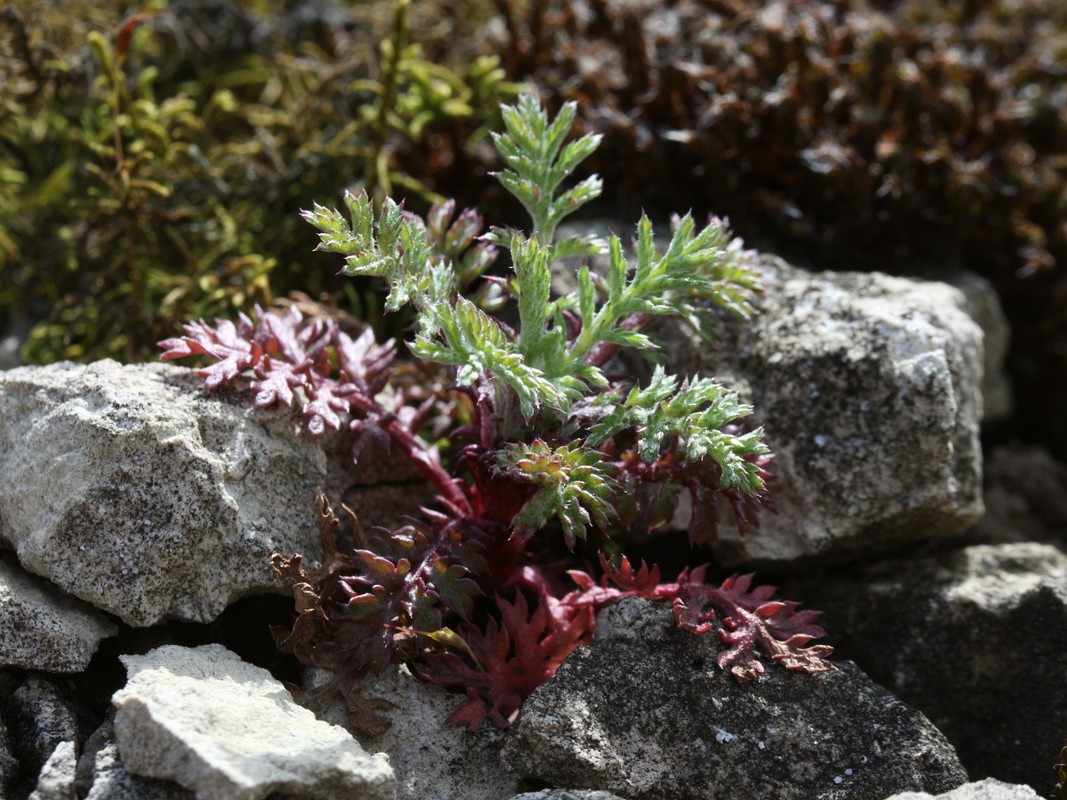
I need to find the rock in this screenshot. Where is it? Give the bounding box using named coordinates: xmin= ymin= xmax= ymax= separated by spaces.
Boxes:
xmin=0 ymin=360 xmax=422 ymax=626
xmin=556 ymin=223 xmax=985 ymax=566
xmin=5 ymin=675 xmax=87 ymax=784
xmin=939 ymin=271 xmax=1012 ymax=424
xmin=965 ymin=445 xmax=1067 ymax=547
xmin=0 ymin=559 xmax=117 ymax=671
xmin=683 ymin=256 xmax=985 ymax=566
xmin=28 ymin=740 xmax=76 ymax=800
xmin=77 ymin=715 xmax=194 ymax=800
xmin=0 ymin=711 xmax=19 ymax=798
xmin=502 ymin=598 xmax=966 ymax=800
xmin=790 ymin=542 xmax=1067 ymax=790
xmin=884 ymin=777 xmax=1045 ymax=799
xmin=111 ymin=644 xmax=394 ymax=800
xmin=509 ymin=792 xmax=632 ymax=800
xmin=309 ymin=664 xmax=516 ymax=800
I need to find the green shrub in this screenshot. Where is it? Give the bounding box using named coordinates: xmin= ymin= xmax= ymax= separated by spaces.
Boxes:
xmin=0 ymin=0 xmax=518 ymax=363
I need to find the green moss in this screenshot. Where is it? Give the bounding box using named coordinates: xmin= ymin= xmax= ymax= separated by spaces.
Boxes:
xmin=0 ymin=0 xmax=518 ymax=363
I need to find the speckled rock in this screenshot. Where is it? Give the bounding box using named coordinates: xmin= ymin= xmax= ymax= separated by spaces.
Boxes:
xmin=678 ymin=255 xmax=985 ymax=566
xmin=309 ymin=663 xmax=516 ymax=800
xmin=112 ymin=644 xmax=394 ymax=800
xmin=885 ymin=778 xmax=1044 ymax=799
xmin=0 ymin=360 xmax=422 ymax=626
xmin=0 ymin=560 xmax=117 ymax=671
xmin=76 ymin=715 xmax=194 ymax=800
xmin=6 ymin=675 xmax=87 ymax=786
xmin=28 ymin=740 xmax=76 ymax=800
xmin=0 ymin=711 xmax=20 ymax=798
xmin=555 ymin=223 xmax=986 ymax=567
xmin=509 ymin=792 xmax=632 ymax=800
xmin=502 ymin=598 xmax=966 ymax=800
xmin=789 ymin=542 xmax=1067 ymax=791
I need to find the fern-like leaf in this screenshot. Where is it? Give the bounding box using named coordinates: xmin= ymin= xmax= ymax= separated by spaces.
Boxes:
xmin=496 ymin=439 xmax=617 ymax=549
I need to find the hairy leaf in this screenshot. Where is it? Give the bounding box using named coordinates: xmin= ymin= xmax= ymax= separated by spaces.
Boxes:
xmin=496 ymin=439 xmax=617 ymax=549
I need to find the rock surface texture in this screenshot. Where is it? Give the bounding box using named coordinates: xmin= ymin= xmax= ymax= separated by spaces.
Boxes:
xmin=111 ymin=644 xmax=394 ymax=800
xmin=6 ymin=675 xmax=86 ymax=789
xmin=0 ymin=360 xmax=416 ymax=626
xmin=556 ymin=224 xmax=988 ymax=566
xmin=310 ymin=665 xmax=514 ymax=800
xmin=884 ymin=778 xmax=1045 ymax=799
xmin=27 ymin=740 xmax=76 ymax=800
xmin=77 ymin=715 xmax=194 ymax=800
xmin=792 ymin=542 xmax=1067 ymax=791
xmin=678 ymin=256 xmax=985 ymax=566
xmin=0 ymin=559 xmax=117 ymax=672
xmin=502 ymin=598 xmax=967 ymax=800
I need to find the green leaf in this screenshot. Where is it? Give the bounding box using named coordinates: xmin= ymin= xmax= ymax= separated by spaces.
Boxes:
xmin=496 ymin=439 xmax=617 ymax=549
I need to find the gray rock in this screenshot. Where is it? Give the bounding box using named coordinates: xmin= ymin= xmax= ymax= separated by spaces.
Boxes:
xmin=0 ymin=360 xmax=422 ymax=626
xmin=0 ymin=559 xmax=117 ymax=671
xmin=939 ymin=271 xmax=1012 ymax=423
xmin=0 ymin=712 xmax=19 ymax=798
xmin=683 ymin=256 xmax=985 ymax=566
xmin=884 ymin=777 xmax=1044 ymax=799
xmin=309 ymin=664 xmax=516 ymax=800
xmin=78 ymin=715 xmax=194 ymax=800
xmin=556 ymin=223 xmax=985 ymax=566
xmin=502 ymin=598 xmax=966 ymax=800
xmin=965 ymin=445 xmax=1067 ymax=546
xmin=509 ymin=792 xmax=631 ymax=800
xmin=28 ymin=740 xmax=76 ymax=800
xmin=112 ymin=644 xmax=394 ymax=800
xmin=790 ymin=542 xmax=1067 ymax=790
xmin=5 ymin=675 xmax=85 ymax=783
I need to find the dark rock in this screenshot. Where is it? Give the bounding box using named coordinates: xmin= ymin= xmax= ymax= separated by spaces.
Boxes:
xmin=502 ymin=598 xmax=966 ymax=800
xmin=790 ymin=542 xmax=1067 ymax=791
xmin=0 ymin=709 xmax=19 ymax=797
xmin=4 ymin=675 xmax=88 ymax=785
xmin=965 ymin=445 xmax=1067 ymax=547
xmin=509 ymin=792 xmax=632 ymax=800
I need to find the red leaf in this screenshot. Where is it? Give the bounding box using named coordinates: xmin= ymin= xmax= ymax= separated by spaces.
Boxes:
xmin=418 ymin=591 xmax=595 ymax=730
xmin=159 ymin=315 xmax=262 ymax=389
xmin=674 ymin=574 xmax=833 ymax=681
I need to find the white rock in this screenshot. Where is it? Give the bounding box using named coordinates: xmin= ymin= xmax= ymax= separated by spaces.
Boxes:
xmin=0 ymin=560 xmax=117 ymax=671
xmin=112 ymin=644 xmax=394 ymax=800
xmin=29 ymin=740 xmax=77 ymax=800
xmin=0 ymin=360 xmax=412 ymax=626
xmin=884 ymin=777 xmax=1043 ymax=799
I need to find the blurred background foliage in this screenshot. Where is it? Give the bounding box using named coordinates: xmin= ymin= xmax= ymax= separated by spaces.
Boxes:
xmin=2 ymin=0 xmax=1066 ymax=457
xmin=491 ymin=0 xmax=1067 ymax=457
xmin=0 ymin=0 xmax=519 ymax=363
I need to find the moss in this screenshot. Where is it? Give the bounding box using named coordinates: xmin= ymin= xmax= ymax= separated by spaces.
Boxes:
xmin=0 ymin=0 xmax=517 ymax=363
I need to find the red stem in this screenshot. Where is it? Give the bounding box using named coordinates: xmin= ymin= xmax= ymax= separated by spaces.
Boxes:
xmin=349 ymin=394 xmax=472 ymax=515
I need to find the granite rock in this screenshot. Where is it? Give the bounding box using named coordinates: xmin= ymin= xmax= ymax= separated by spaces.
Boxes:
xmin=0 ymin=560 xmax=117 ymax=672
xmin=502 ymin=598 xmax=966 ymax=800
xmin=112 ymin=644 xmax=394 ymax=800
xmin=309 ymin=663 xmax=516 ymax=800
xmin=884 ymin=777 xmax=1045 ymax=799
xmin=0 ymin=360 xmax=422 ymax=626
xmin=790 ymin=542 xmax=1067 ymax=790
xmin=28 ymin=740 xmax=76 ymax=800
